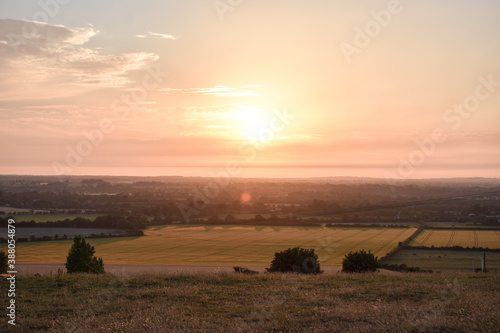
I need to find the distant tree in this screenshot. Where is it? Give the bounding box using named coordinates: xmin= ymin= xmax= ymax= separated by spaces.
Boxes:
xmin=254 ymin=214 xmax=265 ymax=221
xmin=93 ymin=215 xmax=147 ymax=230
xmin=65 ymin=236 xmax=104 ymax=274
xmin=152 ymin=215 xmax=165 ymax=225
xmin=225 ymin=215 xmax=237 ymax=223
xmin=342 ymin=250 xmax=380 ymax=273
xmin=126 ymin=215 xmax=148 ymax=229
xmin=208 ymin=215 xmax=220 ymax=223
xmin=252 ymin=202 xmax=268 ymax=212
xmin=269 ymin=214 xmax=280 ymax=221
xmin=483 ymin=217 xmax=499 ymax=226
xmin=267 ymin=247 xmax=322 ymax=274
xmin=0 ymin=250 xmax=7 ymax=274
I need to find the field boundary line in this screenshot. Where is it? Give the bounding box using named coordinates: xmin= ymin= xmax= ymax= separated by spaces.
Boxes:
xmin=372 ymin=228 xmax=413 ymax=256
xmin=379 ymin=227 xmax=423 ymax=263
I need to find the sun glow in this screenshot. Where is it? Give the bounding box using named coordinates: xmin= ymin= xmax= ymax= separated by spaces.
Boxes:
xmin=231 ymin=107 xmax=282 ymax=143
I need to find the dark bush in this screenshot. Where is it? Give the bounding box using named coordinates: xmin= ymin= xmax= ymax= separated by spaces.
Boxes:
xmin=233 ymin=266 xmax=258 ymax=274
xmin=266 ymin=247 xmax=322 ymax=274
xmin=254 ymin=214 xmax=265 ymax=221
xmin=225 ymin=215 xmax=237 ymax=223
xmin=65 ymin=236 xmax=104 ymax=274
xmin=380 ymin=263 xmax=433 ymax=273
xmin=342 ymin=249 xmax=380 ymax=273
xmin=0 ymin=251 xmax=7 ymax=274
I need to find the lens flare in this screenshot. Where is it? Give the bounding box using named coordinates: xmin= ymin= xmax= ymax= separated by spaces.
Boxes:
xmin=240 ymin=192 xmax=252 ymax=203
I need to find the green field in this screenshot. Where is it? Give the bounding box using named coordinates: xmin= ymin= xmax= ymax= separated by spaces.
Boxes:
xmin=410 ymin=229 xmax=500 ymax=249
xmin=2 ymin=225 xmax=416 ymax=266
xmin=383 ymin=248 xmax=500 ymax=272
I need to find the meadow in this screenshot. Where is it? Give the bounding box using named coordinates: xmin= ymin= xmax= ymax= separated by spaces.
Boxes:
xmin=2 ymin=225 xmax=416 ymax=266
xmin=383 ymin=248 xmax=500 ymax=272
xmin=409 ymin=229 xmax=500 ymax=249
xmin=0 ymin=271 xmax=498 ymax=332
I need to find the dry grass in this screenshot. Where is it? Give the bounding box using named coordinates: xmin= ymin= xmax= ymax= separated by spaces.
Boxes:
xmin=1 ymin=271 xmax=498 ymax=332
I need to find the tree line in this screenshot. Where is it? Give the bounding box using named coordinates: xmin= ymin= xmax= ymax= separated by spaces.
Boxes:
xmin=0 ymin=215 xmax=149 ymax=231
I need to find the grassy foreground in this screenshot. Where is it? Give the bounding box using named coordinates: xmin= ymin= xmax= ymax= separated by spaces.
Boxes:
xmin=1 ymin=272 xmax=499 ymax=332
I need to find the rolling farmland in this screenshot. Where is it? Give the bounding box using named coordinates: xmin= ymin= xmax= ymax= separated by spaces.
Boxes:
xmin=2 ymin=225 xmax=416 ymax=266
xmin=383 ymin=248 xmax=500 ymax=272
xmin=410 ymin=229 xmax=500 ymax=249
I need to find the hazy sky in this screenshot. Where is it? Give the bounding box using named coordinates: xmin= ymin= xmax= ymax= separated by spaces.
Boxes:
xmin=1 ymin=0 xmax=499 ymax=179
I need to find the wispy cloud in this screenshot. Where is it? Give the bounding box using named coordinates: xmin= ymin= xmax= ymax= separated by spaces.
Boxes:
xmin=0 ymin=19 xmax=159 ymax=100
xmin=291 ymin=134 xmax=325 ymax=139
xmin=136 ymin=31 xmax=177 ymax=40
xmin=159 ymin=85 xmax=260 ymax=97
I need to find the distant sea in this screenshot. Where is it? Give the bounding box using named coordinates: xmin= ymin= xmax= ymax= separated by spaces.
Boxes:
xmin=1 ymin=166 xmax=498 ymax=179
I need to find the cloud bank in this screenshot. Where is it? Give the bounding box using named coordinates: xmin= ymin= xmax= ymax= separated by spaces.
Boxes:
xmin=0 ymin=19 xmax=159 ymax=100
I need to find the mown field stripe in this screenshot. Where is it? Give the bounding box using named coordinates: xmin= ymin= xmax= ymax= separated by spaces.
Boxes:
xmin=1 ymin=226 xmax=418 ymax=266
xmin=231 ymin=227 xmax=329 ymax=262
xmin=417 ymin=230 xmax=432 ymax=246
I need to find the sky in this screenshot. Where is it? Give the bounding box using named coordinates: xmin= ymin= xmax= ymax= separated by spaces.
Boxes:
xmin=0 ymin=0 xmax=499 ymax=179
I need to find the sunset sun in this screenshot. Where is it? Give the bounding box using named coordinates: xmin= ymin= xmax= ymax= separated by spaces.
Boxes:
xmin=231 ymin=107 xmax=284 ymax=143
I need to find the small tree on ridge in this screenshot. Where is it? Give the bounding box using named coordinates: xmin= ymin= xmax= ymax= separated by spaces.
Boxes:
xmin=65 ymin=236 xmax=104 ymax=274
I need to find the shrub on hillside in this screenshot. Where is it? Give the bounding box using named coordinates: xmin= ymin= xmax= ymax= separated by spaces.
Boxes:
xmin=380 ymin=263 xmax=433 ymax=273
xmin=342 ymin=249 xmax=380 ymax=273
xmin=0 ymin=250 xmax=7 ymax=274
xmin=266 ymin=247 xmax=322 ymax=274
xmin=233 ymin=266 xmax=258 ymax=274
xmin=65 ymin=236 xmax=104 ymax=274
